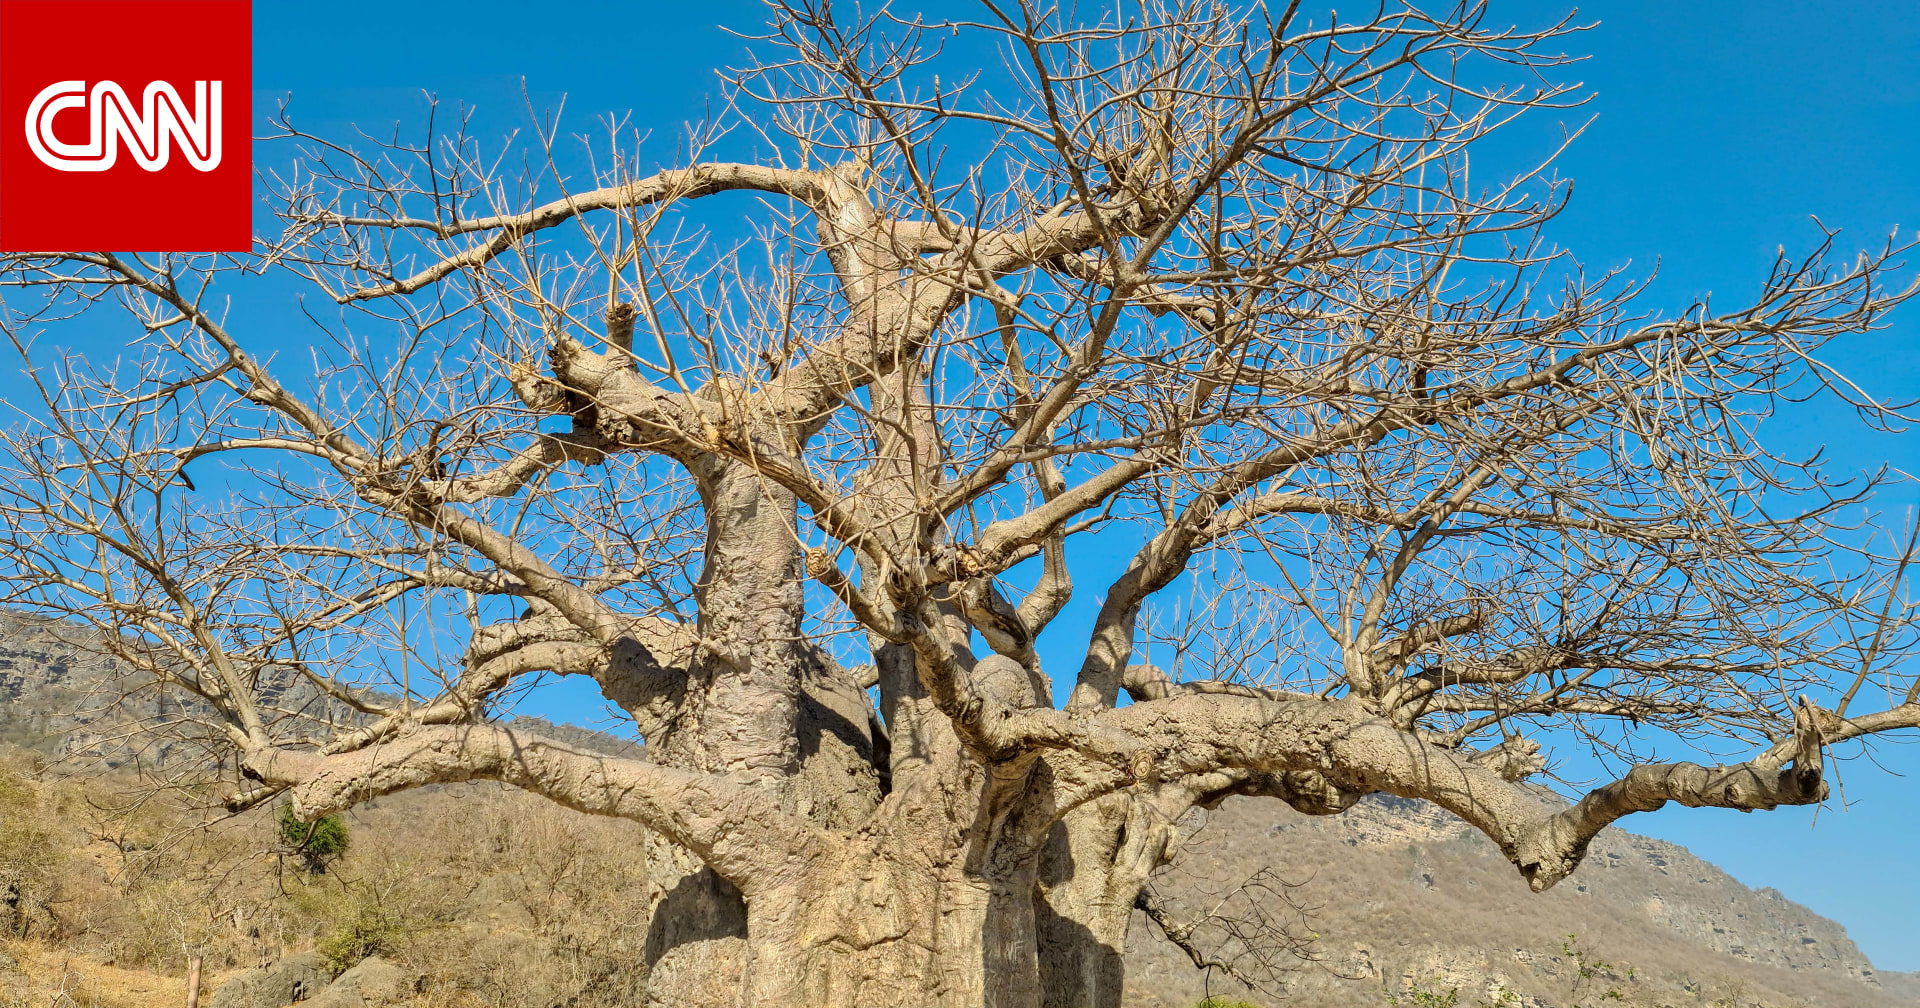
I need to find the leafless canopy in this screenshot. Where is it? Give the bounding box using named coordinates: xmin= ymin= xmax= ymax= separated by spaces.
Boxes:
xmin=1 ymin=1 xmax=1917 ymax=1004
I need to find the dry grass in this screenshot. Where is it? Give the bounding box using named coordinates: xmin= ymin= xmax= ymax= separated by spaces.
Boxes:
xmin=0 ymin=748 xmax=649 ymax=1008
xmin=0 ymin=940 xmax=254 ymax=1008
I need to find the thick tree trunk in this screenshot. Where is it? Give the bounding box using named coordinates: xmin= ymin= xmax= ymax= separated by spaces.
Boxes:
xmin=634 ymin=732 xmax=1168 ymax=1004
xmin=634 ymin=461 xmax=1170 ymax=1007
xmin=1035 ymin=796 xmax=1182 ymax=1008
xmin=640 ymin=837 xmax=751 ymax=1008
xmin=708 ymin=810 xmax=1058 ymax=1007
xmin=637 ymin=814 xmax=1162 ymax=1008
xmin=641 ymin=458 xmax=886 ymax=1005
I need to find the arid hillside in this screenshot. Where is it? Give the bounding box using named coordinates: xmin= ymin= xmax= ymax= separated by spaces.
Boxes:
xmin=1124 ymin=793 xmax=1918 ymax=1006
xmin=0 ymin=615 xmax=1913 ymax=1008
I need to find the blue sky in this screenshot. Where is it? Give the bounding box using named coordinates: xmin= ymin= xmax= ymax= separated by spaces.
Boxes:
xmin=161 ymin=0 xmax=1920 ymax=974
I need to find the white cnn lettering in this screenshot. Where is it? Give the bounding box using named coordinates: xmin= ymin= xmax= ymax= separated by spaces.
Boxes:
xmin=24 ymin=80 xmax=221 ymax=173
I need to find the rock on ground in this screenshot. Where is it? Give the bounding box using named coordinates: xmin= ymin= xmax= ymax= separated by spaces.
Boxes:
xmin=206 ymin=952 xmax=334 ymax=1008
xmin=304 ymin=957 xmax=415 ymax=1008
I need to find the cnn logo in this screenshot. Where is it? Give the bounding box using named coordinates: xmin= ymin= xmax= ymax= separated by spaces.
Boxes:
xmin=26 ymin=80 xmax=223 ymax=173
xmin=0 ymin=1 xmax=251 ymax=251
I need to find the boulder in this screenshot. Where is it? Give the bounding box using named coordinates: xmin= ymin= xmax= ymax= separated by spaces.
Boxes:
xmin=207 ymin=952 xmax=334 ymax=1008
xmin=303 ymin=957 xmax=415 ymax=1008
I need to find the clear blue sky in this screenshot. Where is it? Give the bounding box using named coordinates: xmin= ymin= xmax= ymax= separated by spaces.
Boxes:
xmin=233 ymin=0 xmax=1904 ymax=974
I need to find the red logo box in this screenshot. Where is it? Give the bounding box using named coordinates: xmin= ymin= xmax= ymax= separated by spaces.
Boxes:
xmin=0 ymin=0 xmax=251 ymax=252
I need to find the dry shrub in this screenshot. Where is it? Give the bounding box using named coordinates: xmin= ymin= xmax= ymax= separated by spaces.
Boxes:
xmin=351 ymin=786 xmax=654 ymax=1008
xmin=0 ymin=769 xmax=61 ymax=941
xmin=0 ymin=748 xmax=657 ymax=1008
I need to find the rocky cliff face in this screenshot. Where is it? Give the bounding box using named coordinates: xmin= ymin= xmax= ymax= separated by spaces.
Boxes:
xmin=0 ymin=613 xmax=173 ymax=767
xmin=1123 ymin=793 xmax=1915 ymax=1006
xmin=0 ymin=613 xmax=373 ymax=773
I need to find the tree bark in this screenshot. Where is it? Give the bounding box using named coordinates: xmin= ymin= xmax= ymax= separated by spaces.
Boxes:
xmin=1034 ymin=796 xmax=1178 ymax=1008
xmin=641 ymin=458 xmax=883 ymax=1005
xmin=629 ymin=797 xmax=1171 ymax=1007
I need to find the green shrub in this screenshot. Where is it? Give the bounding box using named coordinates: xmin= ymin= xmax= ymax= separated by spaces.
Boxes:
xmin=276 ymin=804 xmax=350 ymax=874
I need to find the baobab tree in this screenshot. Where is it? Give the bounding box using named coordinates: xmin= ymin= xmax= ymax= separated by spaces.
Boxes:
xmin=1 ymin=2 xmax=1917 ymax=1006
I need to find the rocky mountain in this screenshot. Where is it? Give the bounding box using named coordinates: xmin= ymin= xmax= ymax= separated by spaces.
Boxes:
xmin=0 ymin=611 xmax=185 ymax=767
xmin=0 ymin=612 xmax=395 ymax=774
xmin=1123 ymin=794 xmax=1916 ymax=1006
xmin=0 ymin=614 xmax=1911 ymax=1007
